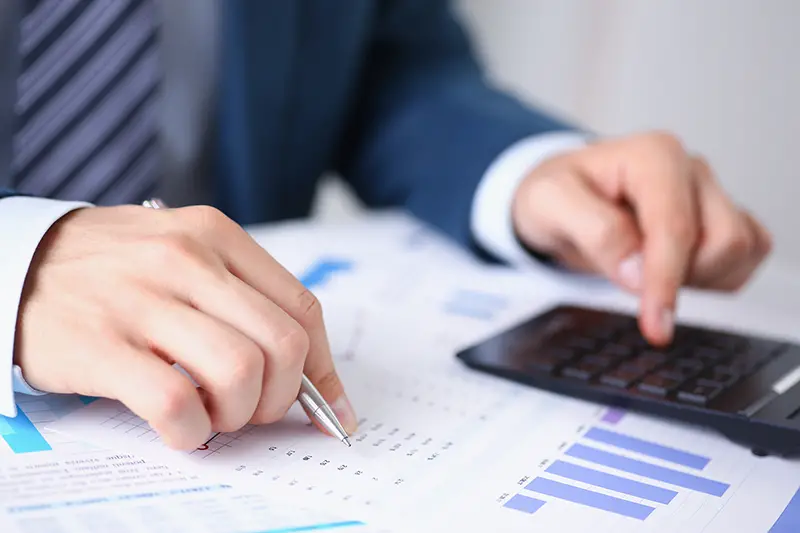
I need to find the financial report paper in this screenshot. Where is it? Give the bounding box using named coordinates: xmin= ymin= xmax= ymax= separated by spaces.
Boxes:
xmin=25 ymin=212 xmax=800 ymax=532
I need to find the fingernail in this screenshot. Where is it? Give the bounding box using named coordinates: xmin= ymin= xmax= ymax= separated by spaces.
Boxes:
xmin=331 ymin=394 xmax=358 ymax=434
xmin=659 ymin=307 xmax=674 ymax=341
xmin=617 ymin=253 xmax=643 ymax=291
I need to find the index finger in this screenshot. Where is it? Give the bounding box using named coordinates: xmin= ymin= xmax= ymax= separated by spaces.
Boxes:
xmin=622 ymin=146 xmax=698 ymax=345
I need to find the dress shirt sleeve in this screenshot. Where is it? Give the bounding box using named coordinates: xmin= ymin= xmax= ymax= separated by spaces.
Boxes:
xmin=0 ymin=196 xmax=90 ymax=417
xmin=470 ymin=131 xmax=590 ymax=267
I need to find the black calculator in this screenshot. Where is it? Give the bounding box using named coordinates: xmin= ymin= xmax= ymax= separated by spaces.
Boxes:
xmin=456 ymin=304 xmax=800 ymax=457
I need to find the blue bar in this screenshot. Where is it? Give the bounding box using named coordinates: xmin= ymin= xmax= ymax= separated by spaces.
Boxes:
xmin=566 ymin=444 xmax=729 ymax=497
xmin=770 ymin=487 xmax=800 ymax=532
xmin=79 ymin=396 xmax=98 ymax=405
xmin=584 ymin=427 xmax=710 ymax=470
xmin=0 ymin=415 xmax=12 ymax=436
xmin=503 ymin=494 xmax=546 ymax=514
xmin=547 ymin=460 xmax=677 ymax=504
xmin=299 ymin=259 xmax=354 ymax=289
xmin=526 ymin=477 xmax=654 ymax=520
xmin=256 ymin=521 xmax=365 ymax=533
xmin=1 ymin=407 xmax=52 ymax=454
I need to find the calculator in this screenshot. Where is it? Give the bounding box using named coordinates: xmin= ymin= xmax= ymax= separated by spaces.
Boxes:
xmin=456 ymin=304 xmax=800 ymax=457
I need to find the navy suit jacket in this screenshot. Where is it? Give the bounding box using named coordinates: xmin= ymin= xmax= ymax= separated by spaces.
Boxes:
xmin=2 ymin=0 xmax=574 ymax=253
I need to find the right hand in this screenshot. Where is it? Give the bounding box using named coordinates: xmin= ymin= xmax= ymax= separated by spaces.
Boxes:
xmin=14 ymin=205 xmax=357 ymax=450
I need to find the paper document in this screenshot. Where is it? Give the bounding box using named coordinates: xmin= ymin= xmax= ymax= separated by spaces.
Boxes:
xmin=0 ymin=449 xmax=380 ymax=533
xmin=39 ymin=212 xmax=800 ymax=531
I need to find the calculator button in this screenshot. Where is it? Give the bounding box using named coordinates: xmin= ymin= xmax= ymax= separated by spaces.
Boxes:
xmin=561 ymin=360 xmax=605 ymax=381
xmin=566 ymin=336 xmax=599 ymax=351
xmin=583 ymin=354 xmax=620 ymax=369
xmin=637 ymin=374 xmax=682 ymax=396
xmin=618 ymin=332 xmax=650 ymax=349
xmin=599 ymin=367 xmax=644 ymax=388
xmin=657 ymin=362 xmax=701 ymax=381
xmin=691 ymin=347 xmax=728 ymax=364
xmin=622 ymin=353 xmax=665 ymax=373
xmin=677 ymin=379 xmax=724 ymax=405
xmin=599 ymin=344 xmax=634 ymax=358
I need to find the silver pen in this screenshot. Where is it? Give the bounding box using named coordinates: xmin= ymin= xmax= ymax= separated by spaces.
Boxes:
xmin=143 ymin=198 xmax=352 ymax=447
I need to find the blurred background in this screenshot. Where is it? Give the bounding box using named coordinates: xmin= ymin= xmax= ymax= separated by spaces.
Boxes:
xmin=315 ymin=0 xmax=799 ymax=298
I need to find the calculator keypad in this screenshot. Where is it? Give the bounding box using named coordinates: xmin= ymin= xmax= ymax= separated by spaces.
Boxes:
xmin=521 ymin=312 xmax=787 ymax=407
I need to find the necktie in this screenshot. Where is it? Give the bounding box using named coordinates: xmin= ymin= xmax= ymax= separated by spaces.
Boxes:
xmin=11 ymin=0 xmax=161 ymax=206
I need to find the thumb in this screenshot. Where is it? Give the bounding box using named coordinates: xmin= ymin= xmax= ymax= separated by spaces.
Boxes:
xmin=516 ymin=171 xmax=643 ymax=290
xmin=303 ymin=350 xmax=358 ymax=435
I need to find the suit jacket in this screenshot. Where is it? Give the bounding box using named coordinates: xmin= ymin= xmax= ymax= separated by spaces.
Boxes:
xmin=0 ymin=0 xmax=573 ymax=251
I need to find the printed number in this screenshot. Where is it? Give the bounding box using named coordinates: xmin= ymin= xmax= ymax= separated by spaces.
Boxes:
xmin=389 ymin=443 xmax=401 ymax=452
xmin=406 ymin=449 xmax=418 ymax=457
xmin=337 ymin=464 xmax=348 ymax=471
xmin=320 ymin=459 xmax=330 ymax=466
xmin=372 ymin=439 xmax=385 ymax=447
xmin=268 ymin=446 xmax=278 ymax=452
xmin=286 ymin=449 xmax=296 ymax=457
xmin=427 ymin=452 xmax=439 ymax=461
xmin=354 ymin=470 xmax=363 ymax=476
xmin=394 ymin=478 xmax=404 ymax=486
xmin=303 ymin=455 xmax=312 ymax=461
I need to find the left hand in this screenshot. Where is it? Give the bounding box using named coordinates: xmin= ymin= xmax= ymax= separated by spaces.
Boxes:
xmin=512 ymin=131 xmax=772 ymax=346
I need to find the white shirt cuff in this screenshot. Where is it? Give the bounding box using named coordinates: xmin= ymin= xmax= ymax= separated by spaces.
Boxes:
xmin=0 ymin=197 xmax=91 ymax=417
xmin=470 ymin=131 xmax=589 ymax=267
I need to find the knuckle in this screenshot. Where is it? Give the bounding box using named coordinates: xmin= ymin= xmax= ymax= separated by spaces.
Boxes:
xmin=294 ymin=289 xmax=324 ymax=326
xmin=645 ymin=130 xmax=685 ymax=158
xmin=587 ymin=216 xmax=626 ymax=255
xmin=218 ymin=342 xmax=263 ymax=392
xmin=666 ymin=214 xmax=698 ymax=243
xmin=722 ymin=226 xmax=755 ymax=258
xmin=275 ymin=325 xmax=310 ymax=370
xmin=150 ymin=377 xmax=197 ymax=428
xmin=180 ymin=205 xmax=231 ymax=235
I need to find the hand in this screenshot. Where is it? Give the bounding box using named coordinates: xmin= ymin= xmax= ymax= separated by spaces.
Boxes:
xmin=14 ymin=205 xmax=357 ymax=450
xmin=512 ymin=131 xmax=772 ymax=345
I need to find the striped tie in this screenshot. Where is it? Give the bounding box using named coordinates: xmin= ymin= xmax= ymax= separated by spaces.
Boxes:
xmin=11 ymin=0 xmax=161 ymax=205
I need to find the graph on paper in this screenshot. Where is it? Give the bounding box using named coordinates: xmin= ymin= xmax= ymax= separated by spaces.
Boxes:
xmin=501 ymin=423 xmax=730 ymax=521
xmin=1 ymin=395 xmax=96 ymax=455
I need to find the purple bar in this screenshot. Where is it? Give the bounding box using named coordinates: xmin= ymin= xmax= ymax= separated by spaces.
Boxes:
xmin=601 ymin=408 xmax=625 ymax=425
xmin=503 ymin=493 xmax=546 ymax=514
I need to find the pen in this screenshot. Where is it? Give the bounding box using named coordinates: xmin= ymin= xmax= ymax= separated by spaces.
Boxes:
xmin=142 ymin=198 xmax=352 ymax=447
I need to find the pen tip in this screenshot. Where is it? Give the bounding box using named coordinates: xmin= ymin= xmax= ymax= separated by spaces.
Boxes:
xmin=343 ymin=437 xmax=352 ymax=447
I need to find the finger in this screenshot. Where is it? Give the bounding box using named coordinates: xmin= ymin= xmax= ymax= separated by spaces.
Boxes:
xmin=623 ymin=146 xmax=698 ymax=345
xmin=141 ymin=298 xmax=264 ymax=433
xmin=686 ymin=160 xmax=756 ymax=288
xmin=519 ymin=172 xmax=643 ymax=290
xmin=177 ymin=207 xmax=357 ymax=433
xmin=192 ymin=275 xmax=309 ymax=425
xmin=708 ymin=210 xmax=772 ymax=291
xmin=92 ymin=344 xmax=211 ymax=451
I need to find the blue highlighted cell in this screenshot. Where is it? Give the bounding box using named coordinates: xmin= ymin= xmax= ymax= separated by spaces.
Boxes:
xmin=1 ymin=407 xmax=52 ymax=454
xmin=503 ymin=494 xmax=546 ymax=514
xmin=546 ymin=460 xmax=677 ymax=504
xmin=526 ymin=477 xmax=654 ymax=520
xmin=566 ymin=444 xmax=729 ymax=497
xmin=584 ymin=427 xmax=710 ymax=470
xmin=255 ymin=521 xmax=365 ymax=533
xmin=299 ymin=259 xmax=354 ymax=290
xmin=770 ymin=486 xmax=800 ymax=532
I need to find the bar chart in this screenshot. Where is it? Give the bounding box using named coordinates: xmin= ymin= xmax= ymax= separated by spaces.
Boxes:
xmin=503 ymin=424 xmax=730 ymax=521
xmin=1 ymin=394 xmax=95 ymax=455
